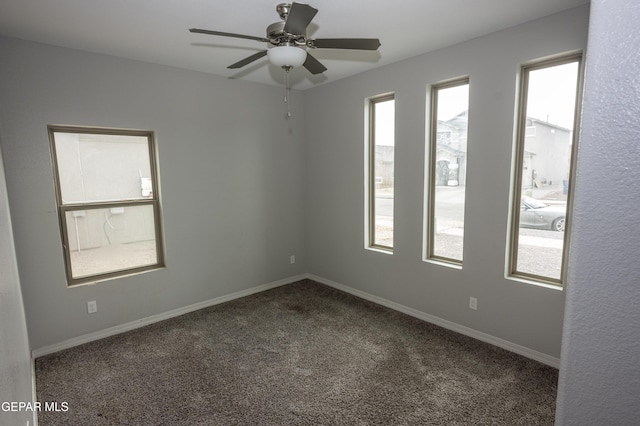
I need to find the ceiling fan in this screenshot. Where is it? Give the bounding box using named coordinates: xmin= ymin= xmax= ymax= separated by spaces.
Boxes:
xmin=189 ymin=2 xmax=381 ymax=75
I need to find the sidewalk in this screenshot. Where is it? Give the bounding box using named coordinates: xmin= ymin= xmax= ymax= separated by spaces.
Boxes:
xmin=527 ymin=184 xmax=567 ymax=205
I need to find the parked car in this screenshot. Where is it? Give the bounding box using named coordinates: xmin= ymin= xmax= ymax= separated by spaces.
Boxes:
xmin=520 ymin=197 xmax=566 ymax=232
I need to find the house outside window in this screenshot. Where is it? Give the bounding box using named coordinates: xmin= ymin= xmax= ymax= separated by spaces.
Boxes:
xmin=426 ymin=79 xmax=469 ymax=264
xmin=509 ymin=54 xmax=582 ymax=284
xmin=366 ymin=94 xmax=395 ymax=252
xmin=49 ymin=126 xmax=164 ymax=286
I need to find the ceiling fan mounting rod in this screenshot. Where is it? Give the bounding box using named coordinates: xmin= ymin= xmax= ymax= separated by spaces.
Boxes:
xmin=276 ymin=3 xmax=292 ymax=20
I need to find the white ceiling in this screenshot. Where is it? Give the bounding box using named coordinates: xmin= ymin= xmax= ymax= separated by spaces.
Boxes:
xmin=0 ymin=0 xmax=589 ymax=90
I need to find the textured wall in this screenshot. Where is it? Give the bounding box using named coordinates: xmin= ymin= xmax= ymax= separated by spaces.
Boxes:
xmin=0 ymin=146 xmax=34 ymax=426
xmin=556 ymin=0 xmax=640 ymax=424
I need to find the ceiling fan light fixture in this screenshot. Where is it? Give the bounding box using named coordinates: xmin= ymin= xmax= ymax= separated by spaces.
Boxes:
xmin=267 ymin=45 xmax=307 ymax=68
xmin=190 ymin=3 xmax=381 ymax=78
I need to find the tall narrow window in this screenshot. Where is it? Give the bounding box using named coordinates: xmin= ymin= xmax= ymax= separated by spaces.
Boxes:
xmin=49 ymin=126 xmax=164 ymax=286
xmin=509 ymin=54 xmax=581 ymax=284
xmin=367 ymin=94 xmax=395 ymax=251
xmin=427 ymin=79 xmax=469 ymax=263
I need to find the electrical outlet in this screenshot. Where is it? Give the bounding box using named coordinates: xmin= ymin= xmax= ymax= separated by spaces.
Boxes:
xmin=469 ymin=297 xmax=478 ymax=310
xmin=87 ymin=300 xmax=97 ymax=314
xmin=290 ymin=255 xmax=296 ymax=264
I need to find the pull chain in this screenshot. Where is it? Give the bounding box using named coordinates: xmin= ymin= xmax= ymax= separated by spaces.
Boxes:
xmin=283 ymin=66 xmax=292 ymax=118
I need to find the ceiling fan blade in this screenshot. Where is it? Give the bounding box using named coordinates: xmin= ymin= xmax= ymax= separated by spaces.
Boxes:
xmin=303 ymin=52 xmax=327 ymax=75
xmin=283 ymin=2 xmax=318 ymax=35
xmin=189 ymin=28 xmax=269 ymax=43
xmin=227 ymin=50 xmax=268 ymax=69
xmin=310 ymin=38 xmax=381 ymax=50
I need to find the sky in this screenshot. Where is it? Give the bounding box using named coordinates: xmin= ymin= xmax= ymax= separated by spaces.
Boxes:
xmin=437 ymin=84 xmax=469 ymax=122
xmin=526 ymin=61 xmax=579 ymax=129
xmin=374 ymin=99 xmax=395 ymax=146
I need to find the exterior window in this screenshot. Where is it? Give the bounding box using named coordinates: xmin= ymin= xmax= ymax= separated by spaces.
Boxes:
xmin=367 ymin=94 xmax=395 ymax=251
xmin=509 ymin=54 xmax=581 ymax=284
xmin=427 ymin=79 xmax=469 ymax=263
xmin=49 ymin=126 xmax=164 ymax=286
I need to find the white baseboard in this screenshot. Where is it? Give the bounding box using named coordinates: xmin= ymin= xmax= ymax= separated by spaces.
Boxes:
xmin=307 ymin=273 xmax=560 ymax=368
xmin=32 ymin=272 xmax=559 ymax=368
xmin=31 ymin=274 xmax=306 ymax=358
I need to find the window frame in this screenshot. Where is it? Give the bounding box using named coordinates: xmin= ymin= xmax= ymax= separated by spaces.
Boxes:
xmin=366 ymin=93 xmax=395 ymax=253
xmin=508 ymin=53 xmax=583 ymax=286
xmin=48 ymin=125 xmax=165 ymax=286
xmin=426 ymin=77 xmax=470 ymax=265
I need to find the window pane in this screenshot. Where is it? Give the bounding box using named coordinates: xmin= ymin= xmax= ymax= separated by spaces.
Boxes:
xmin=53 ymin=132 xmax=153 ymax=204
xmin=429 ymin=81 xmax=469 ymax=262
xmin=512 ymin=59 xmax=580 ymax=282
xmin=370 ymin=97 xmax=395 ymax=249
xmin=65 ymin=205 xmax=159 ymax=279
xmin=50 ymin=126 xmax=164 ymax=285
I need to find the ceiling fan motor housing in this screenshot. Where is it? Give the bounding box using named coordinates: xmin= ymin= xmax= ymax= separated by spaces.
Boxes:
xmin=267 ymin=20 xmax=306 ymax=47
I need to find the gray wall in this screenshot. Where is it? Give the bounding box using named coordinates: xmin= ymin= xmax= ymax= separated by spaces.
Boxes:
xmin=303 ymin=6 xmax=589 ymax=359
xmin=0 ymin=37 xmax=307 ymax=350
xmin=556 ymin=0 xmax=640 ymax=424
xmin=0 ymin=145 xmax=34 ymax=426
xmin=3 ymin=3 xmax=640 ymax=422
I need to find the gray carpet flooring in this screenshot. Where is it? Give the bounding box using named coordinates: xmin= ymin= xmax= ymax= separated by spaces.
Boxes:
xmin=35 ymin=279 xmax=558 ymax=425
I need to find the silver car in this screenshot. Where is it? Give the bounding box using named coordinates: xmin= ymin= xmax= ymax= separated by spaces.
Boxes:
xmin=520 ymin=197 xmax=566 ymax=232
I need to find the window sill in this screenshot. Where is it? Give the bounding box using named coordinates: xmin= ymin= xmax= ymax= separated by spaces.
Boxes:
xmin=423 ymin=258 xmax=463 ymax=270
xmin=505 ymin=274 xmax=564 ymax=291
xmin=68 ymin=265 xmax=166 ymax=288
xmin=365 ymin=246 xmax=393 ymax=255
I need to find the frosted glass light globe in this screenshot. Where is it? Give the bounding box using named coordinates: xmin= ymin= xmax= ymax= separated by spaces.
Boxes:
xmin=267 ymin=45 xmax=307 ymax=68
